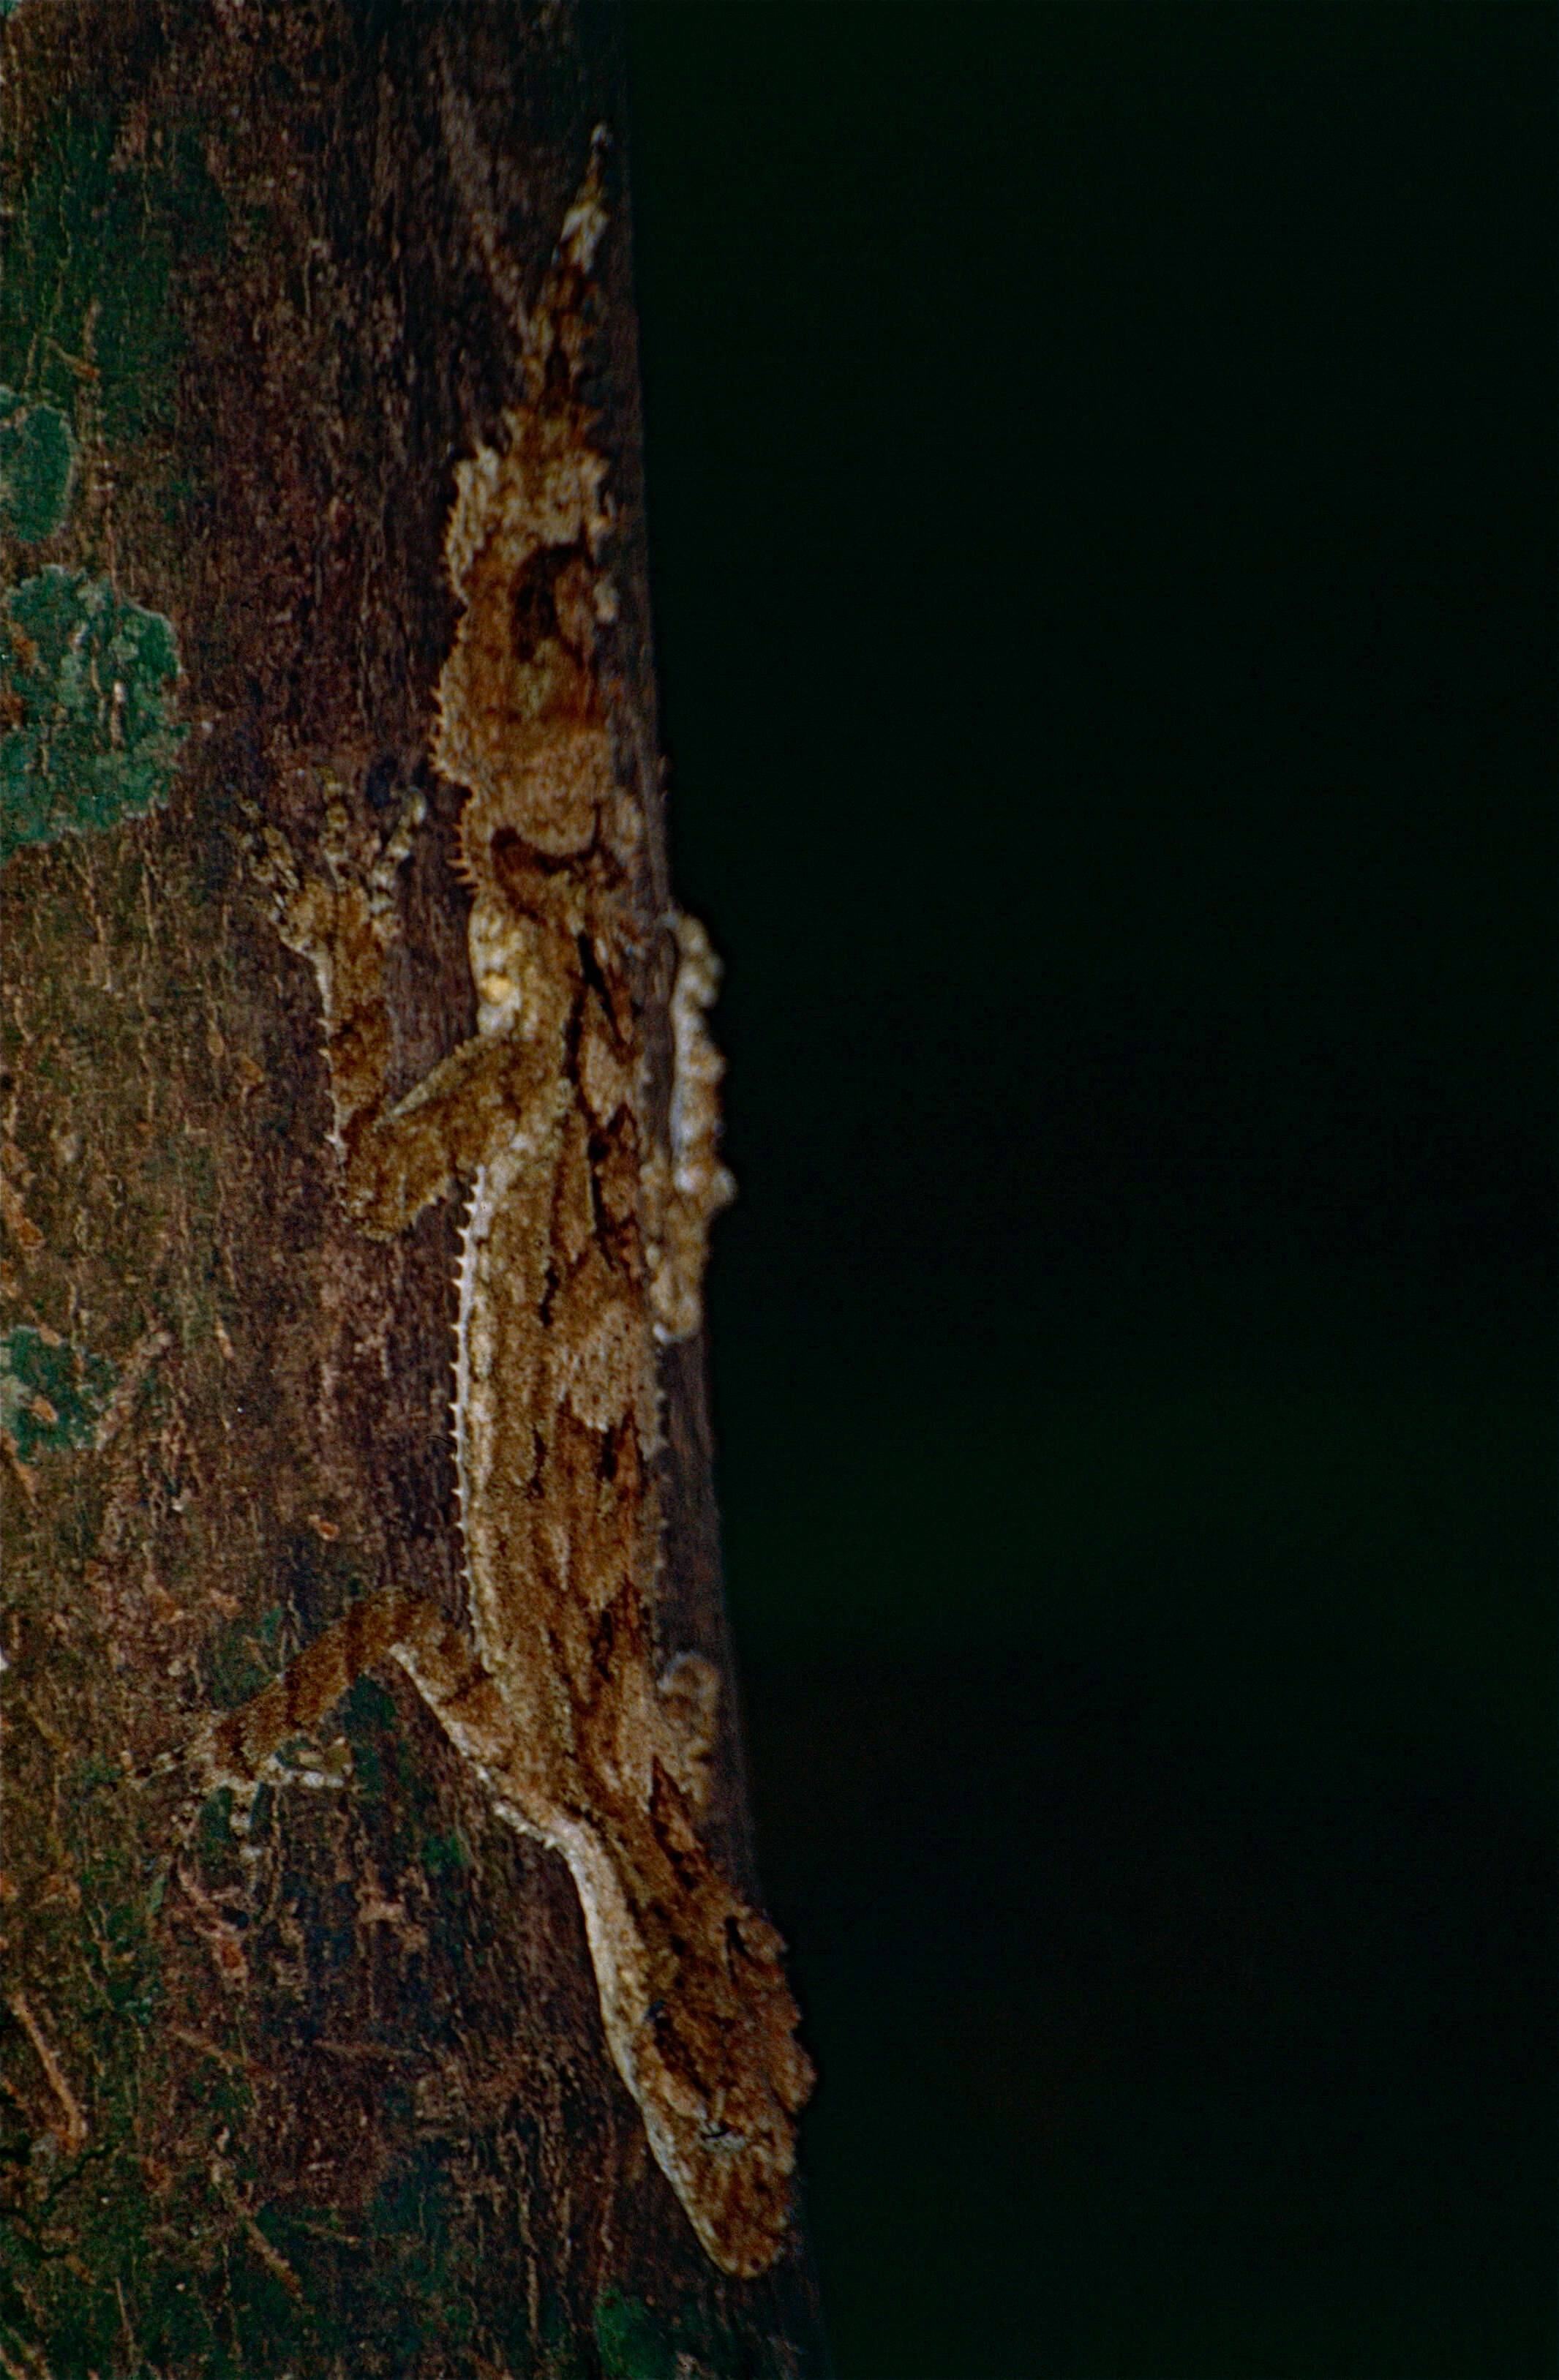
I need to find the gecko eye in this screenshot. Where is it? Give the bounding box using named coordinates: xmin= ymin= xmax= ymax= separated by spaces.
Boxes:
xmin=481 ymin=972 xmax=514 ymax=1005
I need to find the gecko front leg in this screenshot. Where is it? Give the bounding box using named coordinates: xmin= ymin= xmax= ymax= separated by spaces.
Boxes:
xmin=255 ymin=791 xmax=566 ymax=1238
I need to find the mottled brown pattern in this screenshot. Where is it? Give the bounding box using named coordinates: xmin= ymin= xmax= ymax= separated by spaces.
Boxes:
xmin=200 ymin=138 xmax=810 ymax=2279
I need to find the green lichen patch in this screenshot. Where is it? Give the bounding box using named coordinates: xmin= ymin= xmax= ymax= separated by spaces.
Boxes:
xmin=203 ymin=1599 xmax=286 ymax=1713
xmin=1 ymin=1747 xmax=211 ymax=2380
xmin=420 ymin=1828 xmax=472 ymax=1880
xmin=593 ymin=2288 xmax=781 ymax=2380
xmin=1 ymin=565 xmax=186 ymax=861
xmin=0 ymin=386 xmax=75 ymax=542
xmin=0 ymin=1324 xmax=114 ymax=1461
xmin=0 ymin=112 xmax=225 ymax=450
xmin=594 ymin=2291 xmax=678 ymax=2380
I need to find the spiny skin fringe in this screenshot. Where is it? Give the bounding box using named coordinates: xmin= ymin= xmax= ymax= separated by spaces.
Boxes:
xmin=217 ymin=135 xmax=809 ymax=2279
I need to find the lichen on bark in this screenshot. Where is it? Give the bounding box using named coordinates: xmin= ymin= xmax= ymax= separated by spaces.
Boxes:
xmin=0 ymin=388 xmax=77 ymax=543
xmin=1 ymin=564 xmax=186 ymax=860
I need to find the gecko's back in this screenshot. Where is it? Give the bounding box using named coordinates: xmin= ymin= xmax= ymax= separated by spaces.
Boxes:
xmin=322 ymin=131 xmax=811 ymax=2277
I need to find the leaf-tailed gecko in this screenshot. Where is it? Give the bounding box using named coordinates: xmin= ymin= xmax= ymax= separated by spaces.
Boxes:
xmin=195 ymin=129 xmax=812 ymax=2281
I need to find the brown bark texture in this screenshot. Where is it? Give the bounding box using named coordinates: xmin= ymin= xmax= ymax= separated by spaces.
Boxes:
xmin=0 ymin=5 xmax=827 ymax=2373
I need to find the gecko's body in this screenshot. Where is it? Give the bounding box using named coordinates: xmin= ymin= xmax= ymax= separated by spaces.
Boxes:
xmin=201 ymin=135 xmax=811 ymax=2280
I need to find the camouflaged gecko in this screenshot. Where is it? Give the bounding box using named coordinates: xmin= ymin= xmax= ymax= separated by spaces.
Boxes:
xmin=194 ymin=131 xmax=812 ymax=2281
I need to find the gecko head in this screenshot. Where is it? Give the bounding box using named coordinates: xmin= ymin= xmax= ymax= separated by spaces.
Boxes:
xmin=631 ymin=1902 xmax=815 ymax=2278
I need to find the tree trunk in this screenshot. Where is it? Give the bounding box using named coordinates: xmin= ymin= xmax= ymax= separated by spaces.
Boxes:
xmin=0 ymin=5 xmax=828 ymax=2372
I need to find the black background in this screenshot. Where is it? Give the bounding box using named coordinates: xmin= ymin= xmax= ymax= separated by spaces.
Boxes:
xmin=623 ymin=10 xmax=1555 ymax=2376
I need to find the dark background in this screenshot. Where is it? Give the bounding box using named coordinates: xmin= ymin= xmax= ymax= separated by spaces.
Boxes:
xmin=623 ymin=10 xmax=1555 ymax=2376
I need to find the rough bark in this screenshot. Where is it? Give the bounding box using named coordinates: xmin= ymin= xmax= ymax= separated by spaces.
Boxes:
xmin=0 ymin=5 xmax=827 ymax=2372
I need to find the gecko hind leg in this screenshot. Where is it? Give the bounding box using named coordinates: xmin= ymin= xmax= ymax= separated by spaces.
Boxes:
xmin=189 ymin=1591 xmax=494 ymax=1804
xmin=182 ymin=1595 xmax=808 ymax=2278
